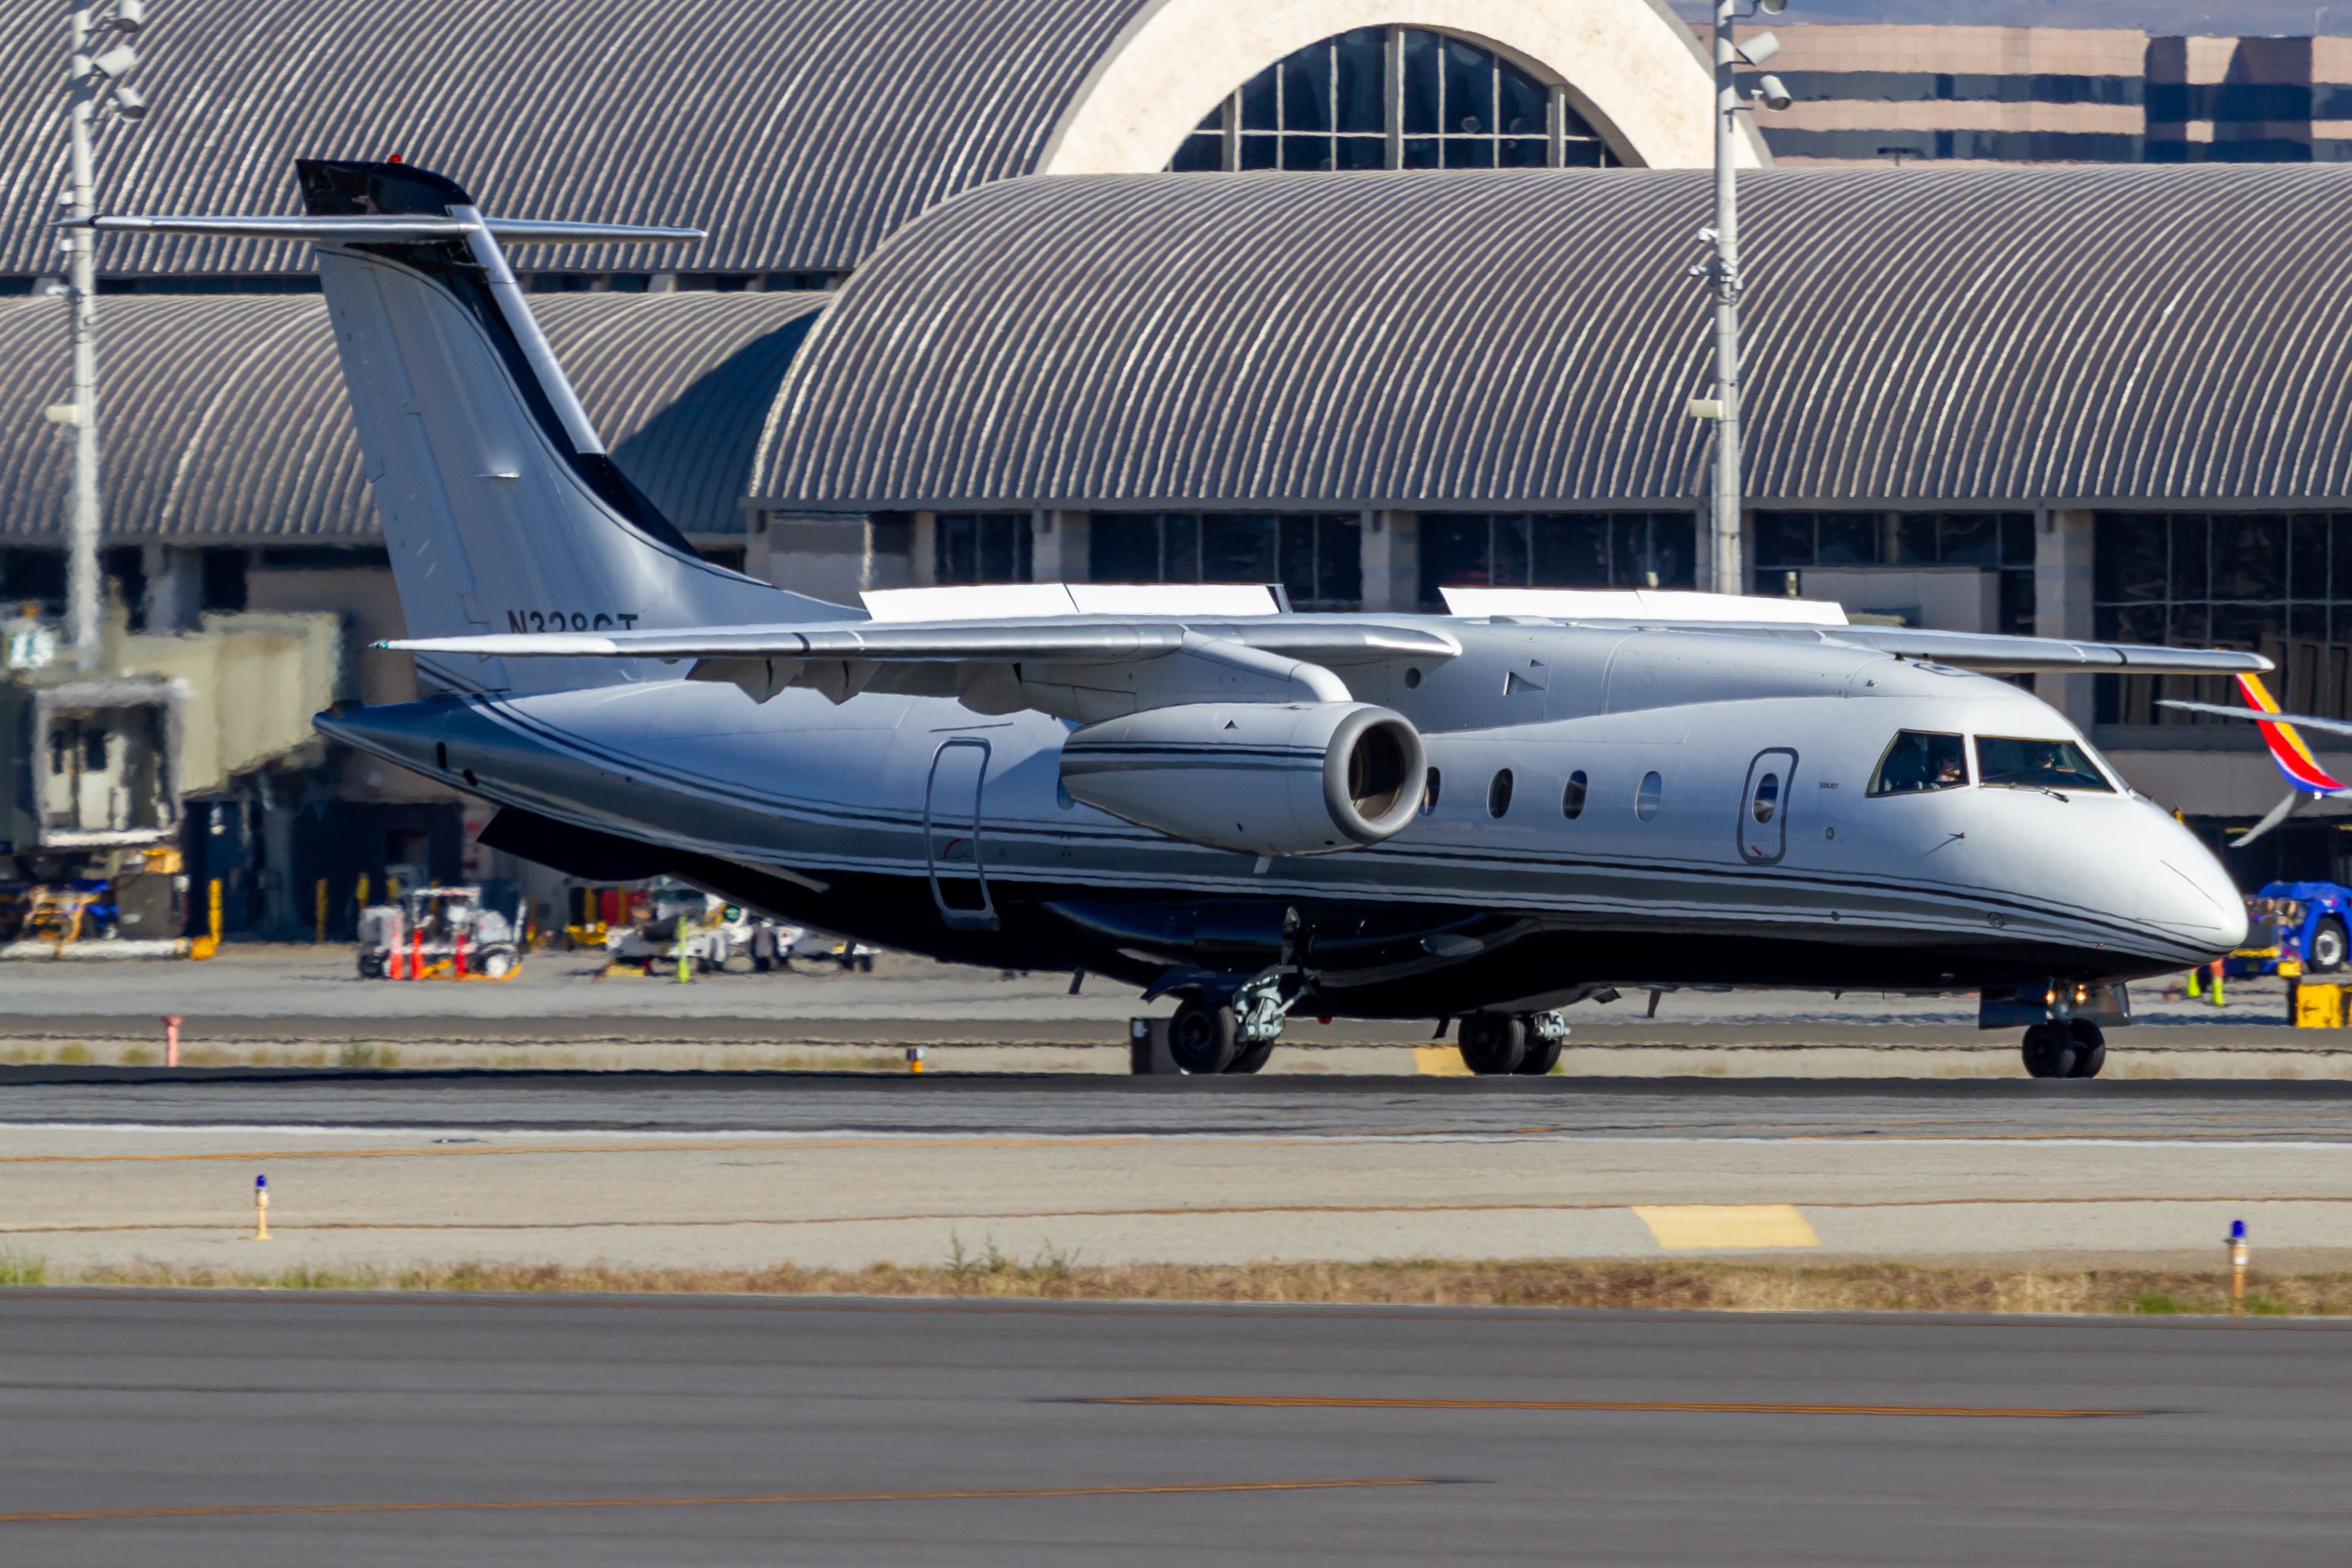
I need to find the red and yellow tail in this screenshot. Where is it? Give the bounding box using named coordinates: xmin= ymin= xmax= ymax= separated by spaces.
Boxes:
xmin=2238 ymin=673 xmax=2347 ymax=793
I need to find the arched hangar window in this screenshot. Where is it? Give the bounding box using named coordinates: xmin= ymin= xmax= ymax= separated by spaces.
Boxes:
xmin=1170 ymin=28 xmax=1618 ymax=173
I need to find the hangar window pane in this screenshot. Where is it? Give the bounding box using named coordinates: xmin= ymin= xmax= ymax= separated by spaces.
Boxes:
xmin=1753 ymin=511 xmax=2036 ymax=636
xmin=2094 ymin=510 xmax=2352 ymax=726
xmin=934 ymin=514 xmax=1032 ymax=585
xmin=1334 ymin=29 xmax=1386 ymax=132
xmin=1088 ymin=513 xmax=1362 ymax=609
xmin=1402 ymin=30 xmax=1441 ymax=134
xmin=1418 ymin=513 xmax=1696 ymax=608
xmin=1443 ymin=36 xmax=1494 ymax=132
xmin=1171 ymin=28 xmax=1618 ymax=172
xmin=1284 ymin=49 xmax=1335 ymax=132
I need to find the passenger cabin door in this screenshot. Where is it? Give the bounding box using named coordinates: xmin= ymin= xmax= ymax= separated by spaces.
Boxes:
xmin=925 ymin=736 xmax=998 ymax=930
xmin=1738 ymin=748 xmax=1797 ymax=865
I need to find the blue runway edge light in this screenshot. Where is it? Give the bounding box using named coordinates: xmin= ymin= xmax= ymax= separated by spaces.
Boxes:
xmin=2230 ymin=1219 xmax=2246 ymax=1241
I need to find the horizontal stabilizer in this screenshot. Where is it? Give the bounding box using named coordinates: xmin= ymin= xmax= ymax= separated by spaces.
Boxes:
xmin=382 ymin=618 xmax=1460 ymax=664
xmin=61 ymin=213 xmax=701 ymax=245
xmin=2159 ymin=697 xmax=2352 ymax=738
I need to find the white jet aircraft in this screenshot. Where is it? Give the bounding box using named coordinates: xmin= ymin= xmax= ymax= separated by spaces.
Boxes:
xmin=77 ymin=160 xmax=2256 ymax=1080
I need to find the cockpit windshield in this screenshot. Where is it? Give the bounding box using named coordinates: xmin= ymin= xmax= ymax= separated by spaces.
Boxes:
xmin=1870 ymin=731 xmax=1968 ymax=796
xmin=1974 ymin=736 xmax=2113 ymax=794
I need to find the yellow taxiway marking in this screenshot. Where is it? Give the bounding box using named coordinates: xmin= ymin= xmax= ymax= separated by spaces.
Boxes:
xmin=0 ymin=1475 xmax=1436 ymax=1526
xmin=1088 ymin=1395 xmax=2139 ymax=1419
xmin=1412 ymin=1046 xmax=1471 ymax=1077
xmin=1633 ymin=1203 xmax=1820 ymax=1250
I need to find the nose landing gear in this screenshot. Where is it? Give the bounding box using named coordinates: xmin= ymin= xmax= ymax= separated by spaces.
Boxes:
xmin=2021 ymin=1018 xmax=2106 ymax=1079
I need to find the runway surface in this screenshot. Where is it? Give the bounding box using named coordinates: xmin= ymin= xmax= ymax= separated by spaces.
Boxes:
xmin=4 ymin=1067 xmax=2350 ymax=1139
xmin=4 ymin=1076 xmax=2350 ymax=1272
xmin=0 ymin=1291 xmax=2344 ymax=1566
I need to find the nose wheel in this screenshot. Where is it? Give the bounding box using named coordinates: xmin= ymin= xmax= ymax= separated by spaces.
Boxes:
xmin=2022 ymin=1019 xmax=2106 ymax=1079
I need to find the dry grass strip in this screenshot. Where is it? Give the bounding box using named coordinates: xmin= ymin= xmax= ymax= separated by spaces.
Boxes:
xmin=4 ymin=1247 xmax=2350 ymax=1316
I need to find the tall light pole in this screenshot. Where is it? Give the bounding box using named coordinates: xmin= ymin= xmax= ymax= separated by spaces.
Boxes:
xmin=56 ymin=0 xmax=148 ymax=668
xmin=1690 ymin=0 xmax=1790 ymax=598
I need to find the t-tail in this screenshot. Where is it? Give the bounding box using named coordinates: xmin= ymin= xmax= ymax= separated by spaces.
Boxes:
xmin=71 ymin=159 xmax=855 ymax=694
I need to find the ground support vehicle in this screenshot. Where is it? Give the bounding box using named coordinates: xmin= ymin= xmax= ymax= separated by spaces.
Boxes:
xmin=2229 ymin=881 xmax=2352 ymax=978
xmin=358 ymin=886 xmax=523 ymax=979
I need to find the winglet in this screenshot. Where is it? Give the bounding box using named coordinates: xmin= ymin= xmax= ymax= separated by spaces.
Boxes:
xmin=2238 ymin=673 xmax=2347 ymax=794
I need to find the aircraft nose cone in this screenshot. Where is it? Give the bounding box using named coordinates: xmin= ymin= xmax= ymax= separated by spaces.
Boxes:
xmin=2134 ymin=838 xmax=2247 ymax=948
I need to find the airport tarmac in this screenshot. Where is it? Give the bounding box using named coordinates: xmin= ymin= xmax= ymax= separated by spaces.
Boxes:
xmin=5 ymin=944 xmax=2350 ymax=1078
xmin=0 ymin=1290 xmax=2344 ymax=1566
xmin=2 ymin=1075 xmax=2348 ymax=1274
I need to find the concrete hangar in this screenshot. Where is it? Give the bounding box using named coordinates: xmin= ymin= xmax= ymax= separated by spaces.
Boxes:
xmin=1 ymin=0 xmax=2348 ymax=935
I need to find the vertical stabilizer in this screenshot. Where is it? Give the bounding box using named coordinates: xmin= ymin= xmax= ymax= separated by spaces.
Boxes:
xmin=287 ymin=159 xmax=854 ymax=693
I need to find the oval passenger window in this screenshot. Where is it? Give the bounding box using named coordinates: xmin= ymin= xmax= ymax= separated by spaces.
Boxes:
xmin=1561 ymin=770 xmax=1587 ymax=820
xmin=1753 ymin=772 xmax=1780 ymax=823
xmin=1487 ymin=769 xmax=1514 ymax=818
xmin=1421 ymin=767 xmax=1443 ymax=815
xmin=1636 ymin=770 xmax=1662 ymax=821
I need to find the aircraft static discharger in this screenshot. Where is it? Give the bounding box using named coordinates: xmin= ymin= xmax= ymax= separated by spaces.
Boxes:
xmin=71 ymin=160 xmax=2259 ymax=1080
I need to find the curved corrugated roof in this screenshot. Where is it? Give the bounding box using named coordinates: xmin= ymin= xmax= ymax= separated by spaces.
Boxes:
xmin=0 ymin=0 xmax=1144 ymax=277
xmin=754 ymin=165 xmax=2352 ymax=508
xmin=0 ymin=290 xmax=824 ymax=540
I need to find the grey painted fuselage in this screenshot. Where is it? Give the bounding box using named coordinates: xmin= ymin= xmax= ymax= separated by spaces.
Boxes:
xmin=324 ymin=615 xmax=2245 ymax=1019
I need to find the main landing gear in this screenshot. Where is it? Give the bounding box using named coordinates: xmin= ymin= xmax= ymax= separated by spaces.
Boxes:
xmin=1167 ymin=982 xmax=1288 ymax=1074
xmin=1456 ymin=1011 xmax=1569 ymax=1076
xmin=2021 ymin=1018 xmax=2106 ymax=1079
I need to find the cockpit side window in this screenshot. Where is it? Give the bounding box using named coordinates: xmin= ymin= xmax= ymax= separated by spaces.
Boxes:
xmin=1869 ymin=731 xmax=1968 ymax=796
xmin=1974 ymin=736 xmax=2114 ymax=794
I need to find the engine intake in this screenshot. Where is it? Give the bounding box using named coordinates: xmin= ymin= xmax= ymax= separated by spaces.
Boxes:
xmin=1060 ymin=702 xmax=1425 ymax=857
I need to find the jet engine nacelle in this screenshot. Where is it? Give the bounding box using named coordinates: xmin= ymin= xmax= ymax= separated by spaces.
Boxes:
xmin=1060 ymin=701 xmax=1426 ymax=857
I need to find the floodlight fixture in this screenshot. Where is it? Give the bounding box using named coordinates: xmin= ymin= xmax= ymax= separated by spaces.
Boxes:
xmin=1757 ymin=0 xmax=1788 ymax=13
xmin=1753 ymin=74 xmax=1792 ymax=110
xmin=113 ymin=83 xmax=145 ymax=118
xmin=91 ymin=41 xmax=137 ymax=77
xmin=114 ymin=0 xmax=145 ymax=30
xmin=1734 ymin=30 xmax=1781 ymax=65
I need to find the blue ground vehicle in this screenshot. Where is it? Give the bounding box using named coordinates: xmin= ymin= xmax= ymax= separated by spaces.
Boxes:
xmin=2231 ymin=882 xmax=2352 ymax=976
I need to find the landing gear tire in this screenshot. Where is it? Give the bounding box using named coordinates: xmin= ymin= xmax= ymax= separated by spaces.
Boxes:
xmin=1514 ymin=1026 xmax=1564 ymax=1077
xmin=2021 ymin=1022 xmax=2076 ymax=1079
xmin=1224 ymin=1036 xmax=1278 ymax=1074
xmin=1169 ymin=996 xmax=1240 ymax=1075
xmin=1458 ymin=1013 xmax=1528 ymax=1076
xmin=2312 ymin=918 xmax=2349 ymax=974
xmin=2065 ymin=1019 xmax=2106 ymax=1079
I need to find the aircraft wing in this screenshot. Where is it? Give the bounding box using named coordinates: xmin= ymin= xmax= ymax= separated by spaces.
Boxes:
xmin=383 ymin=618 xmax=1460 ymax=664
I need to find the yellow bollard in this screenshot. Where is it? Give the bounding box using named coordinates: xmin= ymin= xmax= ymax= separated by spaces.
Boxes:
xmin=315 ymin=878 xmax=328 ymax=944
xmin=207 ymin=878 xmax=223 ymax=946
xmin=356 ymin=871 xmax=371 ymax=913
xmin=251 ymin=1174 xmax=271 ymax=1242
xmin=906 ymin=1045 xmax=925 ymax=1074
xmin=675 ymin=913 xmax=692 ymax=984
